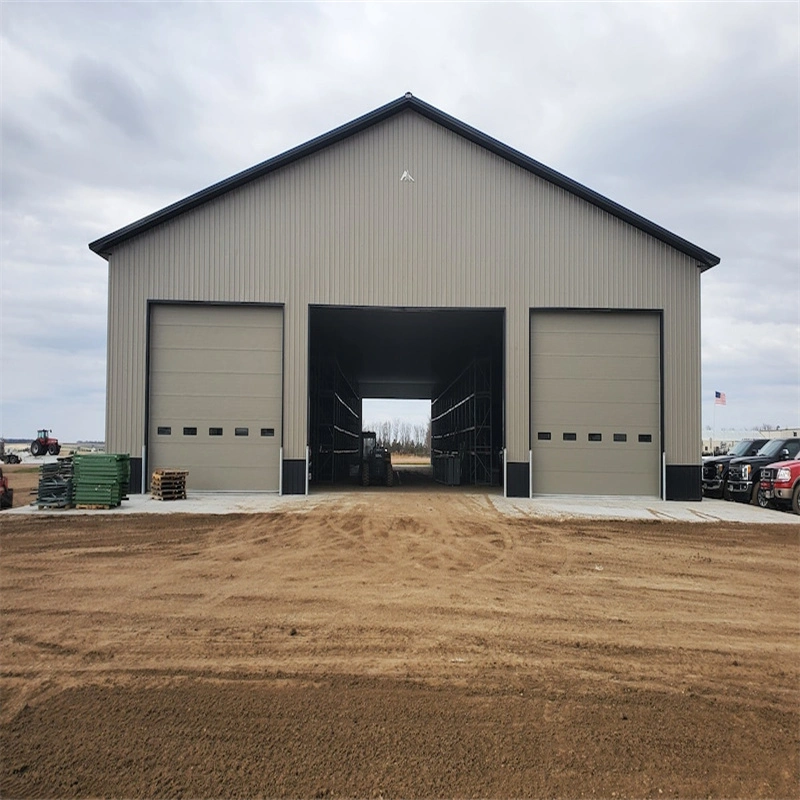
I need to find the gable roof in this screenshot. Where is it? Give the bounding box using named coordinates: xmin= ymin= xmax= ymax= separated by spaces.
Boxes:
xmin=89 ymin=93 xmax=720 ymax=269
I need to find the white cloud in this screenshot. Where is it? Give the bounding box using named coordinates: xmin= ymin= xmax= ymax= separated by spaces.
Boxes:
xmin=1 ymin=1 xmax=797 ymax=441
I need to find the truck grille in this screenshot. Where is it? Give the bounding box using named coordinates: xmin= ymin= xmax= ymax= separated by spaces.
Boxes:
xmin=728 ymin=465 xmax=745 ymax=481
xmin=761 ymin=467 xmax=775 ymax=482
xmin=702 ymin=464 xmax=717 ymax=480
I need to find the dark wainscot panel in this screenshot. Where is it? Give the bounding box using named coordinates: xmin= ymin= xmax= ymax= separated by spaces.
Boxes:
xmin=666 ymin=465 xmax=702 ymax=501
xmin=506 ymin=462 xmax=530 ymax=498
xmin=282 ymin=459 xmax=307 ymax=495
xmin=129 ymin=457 xmax=143 ymax=494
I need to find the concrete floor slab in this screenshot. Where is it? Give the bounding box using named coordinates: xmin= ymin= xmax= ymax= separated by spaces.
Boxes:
xmin=5 ymin=489 xmax=798 ymax=524
xmin=495 ymin=494 xmax=799 ymax=524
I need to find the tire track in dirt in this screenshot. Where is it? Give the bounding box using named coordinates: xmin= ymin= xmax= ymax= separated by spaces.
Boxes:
xmin=1 ymin=494 xmax=798 ymax=797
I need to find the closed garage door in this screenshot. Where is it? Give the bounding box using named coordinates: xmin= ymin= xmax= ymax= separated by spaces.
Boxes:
xmin=530 ymin=311 xmax=660 ymax=496
xmin=148 ymin=304 xmax=282 ymax=491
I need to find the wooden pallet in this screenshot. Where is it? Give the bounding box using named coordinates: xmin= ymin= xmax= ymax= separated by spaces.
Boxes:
xmin=151 ymin=469 xmax=188 ymax=501
xmin=151 ymin=469 xmax=189 ymax=478
xmin=75 ymin=503 xmax=118 ymax=510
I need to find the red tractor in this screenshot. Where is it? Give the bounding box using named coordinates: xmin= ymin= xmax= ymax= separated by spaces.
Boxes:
xmin=31 ymin=429 xmax=60 ymax=457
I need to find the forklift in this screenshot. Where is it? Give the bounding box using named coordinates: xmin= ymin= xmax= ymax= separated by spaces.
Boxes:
xmin=360 ymin=431 xmax=394 ymax=487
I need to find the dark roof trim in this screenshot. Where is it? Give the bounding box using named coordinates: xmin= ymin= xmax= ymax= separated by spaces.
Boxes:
xmin=89 ymin=94 xmax=720 ymax=269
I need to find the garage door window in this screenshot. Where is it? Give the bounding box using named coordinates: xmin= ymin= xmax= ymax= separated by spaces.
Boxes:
xmin=183 ymin=427 xmax=197 ymax=436
xmin=209 ymin=428 xmax=223 ymax=436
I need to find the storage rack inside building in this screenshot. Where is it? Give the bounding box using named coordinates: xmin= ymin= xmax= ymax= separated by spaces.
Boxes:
xmin=310 ymin=357 xmax=362 ymax=483
xmin=431 ymin=356 xmax=493 ymax=485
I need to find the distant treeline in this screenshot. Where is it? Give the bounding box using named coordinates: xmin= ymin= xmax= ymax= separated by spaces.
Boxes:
xmin=366 ymin=419 xmax=431 ymax=456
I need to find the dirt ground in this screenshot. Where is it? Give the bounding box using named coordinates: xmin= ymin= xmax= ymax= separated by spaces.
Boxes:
xmin=1 ymin=481 xmax=798 ymax=798
xmin=1 ymin=465 xmax=38 ymax=509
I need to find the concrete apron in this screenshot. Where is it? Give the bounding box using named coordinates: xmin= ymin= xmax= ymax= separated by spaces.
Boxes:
xmin=5 ymin=491 xmax=798 ymax=524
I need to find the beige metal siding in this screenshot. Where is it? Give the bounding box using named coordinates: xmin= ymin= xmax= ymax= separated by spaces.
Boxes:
xmin=530 ymin=311 xmax=660 ymax=495
xmin=105 ymin=110 xmax=701 ymax=474
xmin=148 ymin=305 xmax=282 ymax=490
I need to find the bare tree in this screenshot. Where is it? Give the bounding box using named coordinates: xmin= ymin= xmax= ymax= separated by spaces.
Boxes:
xmin=364 ymin=417 xmax=432 ymax=455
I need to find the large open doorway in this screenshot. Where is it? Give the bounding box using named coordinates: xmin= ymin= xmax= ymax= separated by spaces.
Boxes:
xmin=308 ymin=307 xmax=504 ymax=489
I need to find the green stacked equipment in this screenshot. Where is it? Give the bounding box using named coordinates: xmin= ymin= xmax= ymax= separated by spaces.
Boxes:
xmin=72 ymin=453 xmax=130 ymax=508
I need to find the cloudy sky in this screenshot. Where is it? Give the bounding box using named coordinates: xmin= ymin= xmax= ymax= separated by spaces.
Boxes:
xmin=1 ymin=1 xmax=798 ymax=443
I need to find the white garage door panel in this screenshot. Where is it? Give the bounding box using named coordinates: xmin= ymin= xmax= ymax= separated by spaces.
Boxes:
xmin=151 ymin=373 xmax=282 ymax=400
xmin=531 ymin=311 xmax=660 ymax=496
xmin=147 ymin=440 xmax=278 ymax=468
xmin=534 ymin=356 xmax=660 ymax=381
xmin=536 ymin=331 xmax=658 ymax=358
xmin=148 ymin=438 xmax=279 ymax=462
xmin=154 ymin=349 xmax=282 ymax=376
xmin=149 ymin=305 xmax=283 ymax=491
xmin=153 ymin=398 xmax=281 ymax=420
xmin=533 ymin=406 xmax=658 ymax=430
xmin=533 ymin=379 xmax=660 ymax=405
xmin=161 ymin=322 xmax=281 ymax=350
xmin=534 ymin=440 xmax=657 ymax=474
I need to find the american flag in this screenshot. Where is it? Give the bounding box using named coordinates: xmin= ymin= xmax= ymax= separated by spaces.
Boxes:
xmin=714 ymin=391 xmax=726 ymax=406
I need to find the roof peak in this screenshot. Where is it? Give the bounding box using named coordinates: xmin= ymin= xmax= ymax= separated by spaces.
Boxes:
xmin=89 ymin=94 xmax=719 ymax=270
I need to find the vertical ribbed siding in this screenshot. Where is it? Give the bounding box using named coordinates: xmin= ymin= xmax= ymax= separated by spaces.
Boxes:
xmin=106 ymin=110 xmax=702 ymax=467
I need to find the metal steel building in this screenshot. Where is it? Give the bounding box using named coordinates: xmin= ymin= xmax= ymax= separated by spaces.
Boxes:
xmin=90 ymin=94 xmax=720 ymax=499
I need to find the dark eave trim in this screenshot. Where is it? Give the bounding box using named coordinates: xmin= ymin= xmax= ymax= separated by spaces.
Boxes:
xmin=88 ymin=94 xmax=720 ymax=270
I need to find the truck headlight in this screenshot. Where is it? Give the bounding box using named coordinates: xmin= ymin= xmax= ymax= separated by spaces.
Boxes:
xmin=776 ymin=468 xmax=791 ymax=481
xmin=741 ymin=465 xmax=751 ymax=479
xmin=716 ymin=464 xmax=725 ymax=477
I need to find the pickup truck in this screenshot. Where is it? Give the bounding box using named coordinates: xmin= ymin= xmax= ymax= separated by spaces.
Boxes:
xmin=727 ymin=438 xmax=800 ymax=506
xmin=702 ymin=438 xmax=768 ymax=499
xmin=760 ymin=459 xmax=800 ymax=514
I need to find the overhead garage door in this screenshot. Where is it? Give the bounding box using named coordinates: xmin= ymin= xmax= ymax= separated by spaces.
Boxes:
xmin=530 ymin=311 xmax=660 ymax=496
xmin=148 ymin=304 xmax=282 ymax=491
